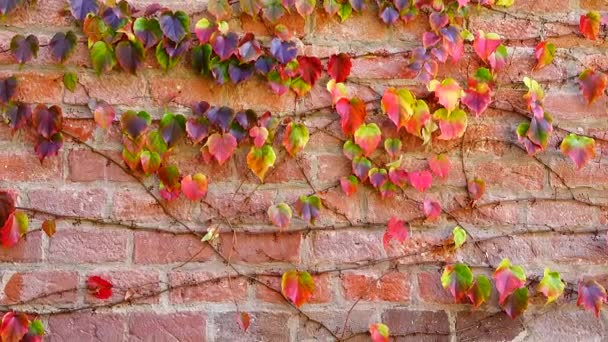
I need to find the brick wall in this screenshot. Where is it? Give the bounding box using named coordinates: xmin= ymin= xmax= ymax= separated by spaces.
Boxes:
xmin=1 ymin=0 xmax=608 ymax=341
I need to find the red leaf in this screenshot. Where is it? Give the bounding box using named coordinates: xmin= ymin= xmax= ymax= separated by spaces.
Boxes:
xmin=0 ymin=312 xmax=30 ymax=342
xmin=409 ymin=171 xmax=432 ymax=193
xmin=86 ymin=275 xmax=113 ymax=300
xmin=383 ymin=217 xmax=408 ymax=248
xmin=577 ymin=280 xmax=606 ymax=318
xmin=534 ymin=41 xmax=555 ymax=71
xmin=297 ymin=56 xmax=322 ymax=85
xmin=181 ymin=173 xmax=208 ymax=201
xmin=281 ymin=269 xmax=315 ymax=307
xmin=336 ymin=97 xmax=366 ymax=136
xmin=237 ymin=312 xmax=251 ymax=332
xmin=340 ymin=175 xmax=358 ymax=196
xmin=206 ymin=132 xmax=237 ymax=165
xmin=580 ymin=11 xmax=601 ymax=40
xmin=0 ymin=190 xmax=16 ymax=229
xmin=1 ymin=212 xmax=27 ymax=249
xmin=369 ymin=323 xmax=389 ymax=342
xmin=327 ymin=53 xmax=352 ymax=82
xmin=492 ymin=258 xmax=526 ymax=305
xmin=32 ymin=104 xmax=62 ymax=139
xmin=467 ymin=178 xmax=485 ymax=201
xmin=428 ymin=154 xmax=451 ymax=179
xmin=423 ymin=198 xmax=441 ymax=221
xmin=578 ymin=69 xmax=607 ymax=105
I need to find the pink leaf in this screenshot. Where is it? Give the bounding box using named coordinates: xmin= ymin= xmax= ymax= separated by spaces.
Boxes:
xmin=423 ymin=199 xmax=441 ymax=221
xmin=181 ymin=173 xmax=208 ymax=201
xmin=409 ymin=170 xmax=432 ymax=192
xmin=428 ymin=154 xmax=451 ymax=179
xmin=383 ymin=217 xmax=409 ymax=248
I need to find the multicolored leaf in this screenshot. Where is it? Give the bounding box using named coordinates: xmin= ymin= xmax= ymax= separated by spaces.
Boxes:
xmin=538 ymin=268 xmax=565 ymax=304
xmin=383 ymin=217 xmax=408 ymax=248
xmin=340 ymin=175 xmax=359 ymax=197
xmin=247 ymin=145 xmax=276 ymax=181
xmin=92 ymin=100 xmax=115 ymax=129
xmin=268 ymin=203 xmax=292 ymax=229
xmin=433 ymin=108 xmax=467 ymax=140
xmin=139 ymin=150 xmax=161 ymax=175
xmin=159 ymin=112 xmax=186 ymax=147
xmin=10 ymin=34 xmax=39 ymax=65
xmin=206 ymin=133 xmax=237 ymax=165
xmin=423 ymin=199 xmax=441 ymax=221
xmin=369 ymin=323 xmax=389 ymax=342
xmin=467 ymin=275 xmax=492 ymax=308
xmin=578 ymin=69 xmax=607 ymax=105
xmin=534 ymin=41 xmax=555 ymax=71
xmin=90 ymin=41 xmax=117 ymax=75
xmin=281 ymin=270 xmax=315 ymax=307
xmin=429 ymin=78 xmax=462 ymax=112
xmin=270 ymin=38 xmax=298 ymax=64
xmin=467 ymin=178 xmax=485 ymax=201
xmin=0 ymin=76 xmax=17 ymax=105
xmin=32 ymin=104 xmax=62 ymax=139
xmin=283 ymin=123 xmax=309 ymax=157
xmin=115 ymin=40 xmax=145 ymax=74
xmin=49 ymin=30 xmax=77 ymax=62
xmin=428 ymin=154 xmax=451 ymax=179
xmin=336 ymin=97 xmax=366 ymax=136
xmin=159 ymin=10 xmax=190 ymax=42
xmin=70 ymin=0 xmax=99 ymax=21
xmin=368 ymin=168 xmax=388 ymax=188
xmin=6 ymin=102 xmax=32 ymax=132
xmin=134 ymin=17 xmax=163 ymax=49
xmin=577 ymin=280 xmax=606 ymax=318
xmin=381 ymin=87 xmax=415 ymax=130
xmin=86 ymin=275 xmax=113 ymax=299
xmin=35 ymin=133 xmax=64 ymax=162
xmin=409 ymin=170 xmax=432 ymax=193
xmin=0 ymin=312 xmax=30 ymax=342
xmin=560 ymin=133 xmax=596 ymax=169
xmin=354 ymin=123 xmax=381 ymax=156
xmin=580 ymin=11 xmax=601 ymax=40
xmin=441 ymin=263 xmax=473 ymax=302
xmin=294 ymin=195 xmax=321 ymax=224
xmin=473 ymin=31 xmax=501 ymax=63
xmin=384 ymin=138 xmax=402 ymax=159
xmin=1 ymin=211 xmax=28 ymax=248
xmin=181 ymin=173 xmax=208 ymax=201
xmin=493 ymin=258 xmax=526 ymax=305
xmin=501 ymin=287 xmax=529 ymax=319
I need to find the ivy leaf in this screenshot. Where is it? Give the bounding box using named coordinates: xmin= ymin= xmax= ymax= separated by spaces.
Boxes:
xmin=340 ymin=175 xmax=359 ymax=197
xmin=473 ymin=31 xmax=501 ymax=63
xmin=155 ymin=40 xmax=179 ymax=71
xmin=493 ymin=258 xmax=526 ymax=305
xmin=206 ymin=133 xmax=237 ymax=165
xmin=0 ymin=76 xmax=18 ymax=104
xmin=283 ymin=123 xmax=309 ymax=157
xmin=92 ymin=100 xmax=115 ymax=130
xmin=323 ymin=0 xmax=340 ymax=16
xmin=441 ymin=263 xmax=473 ymax=303
xmin=368 ymin=168 xmax=388 ymax=188
xmin=181 ymin=173 xmax=208 ymax=201
xmin=134 ymin=17 xmax=163 ymax=49
xmin=578 ymin=69 xmax=607 ymax=105
xmin=281 ymin=270 xmax=315 ymax=307
xmin=452 ymin=226 xmax=467 ymax=248
xmin=336 ymin=97 xmax=366 ymax=136
xmin=211 ymin=32 xmax=239 ymax=61
xmin=422 ymin=199 xmax=441 ymax=221
xmin=295 ymin=195 xmax=321 ymax=224
xmin=383 ymin=217 xmax=408 ymax=248
xmin=501 ymin=287 xmax=529 ymax=319
xmin=433 ymin=108 xmax=467 ymax=140
xmin=32 ymin=104 xmax=62 ymax=139
xmin=238 ymin=36 xmax=263 ymax=63
xmin=270 ymin=38 xmax=298 ymax=64
xmin=187 ymin=118 xmax=210 ymax=144
xmin=208 ymin=0 xmax=232 ymax=20
xmin=526 ymin=112 xmax=553 ymax=149
xmin=10 ymin=34 xmax=39 ymax=65
xmin=488 ymin=44 xmax=508 ymax=71
xmin=467 ymin=178 xmax=485 ymax=201
xmin=388 ymin=166 xmax=408 ymax=188
xmin=240 ymin=0 xmax=262 ymax=16
xmin=70 ymin=0 xmax=99 ymax=21
xmin=139 ymin=151 xmax=161 ymax=175
xmin=409 ymin=170 xmax=432 ymax=193
xmin=379 ymin=6 xmax=399 ymax=24
xmin=237 ymin=312 xmax=251 ymax=332
xmin=207 ymin=106 xmax=235 ymax=132
xmin=429 ymin=78 xmax=462 ymax=112
xmin=42 ymin=219 xmax=56 ymax=237
xmin=159 ymin=112 xmax=186 ymax=147
xmin=382 ymin=87 xmax=415 ymax=130
xmin=35 ymin=133 xmax=64 ymax=162
xmin=467 ymin=275 xmax=492 ymax=308
xmin=369 ymin=323 xmax=389 ymax=342
xmin=462 ymin=73 xmax=492 ymax=117
xmin=577 ymin=280 xmax=607 ymax=318
xmin=249 ymin=126 xmax=269 ymax=148
xmin=90 ymin=41 xmax=117 ymax=75
xmin=327 ymin=53 xmax=352 ymax=82
xmin=121 ymin=110 xmax=151 ymax=138
xmin=352 ymin=156 xmax=372 ymax=182
xmin=534 ymin=41 xmax=555 ymax=71
xmin=354 ymin=123 xmax=381 ymax=157
xmin=0 ymin=0 xmax=22 ymax=16
xmin=580 ymin=11 xmax=601 ymax=40
xmin=6 ymin=102 xmax=32 ymax=132
xmin=295 ymin=0 xmax=315 ymax=17
xmin=343 ymin=140 xmax=363 ymax=160
xmin=268 ymin=203 xmax=292 ymax=229
xmin=86 ymin=275 xmax=113 ymax=299
xmin=158 ymin=165 xmax=181 ymax=192
xmin=1 ymin=211 xmax=27 ymax=248
xmin=262 ymin=0 xmax=285 ymax=22
xmin=160 ymin=10 xmax=189 ymax=43
xmin=560 ymin=133 xmax=595 ymax=169
xmin=537 ymin=268 xmax=565 ymax=304
xmin=297 ymin=56 xmax=322 ymax=85
xmin=0 ymin=312 xmax=30 ymax=342
xmin=63 ymin=72 xmax=78 ymax=92
xmin=115 ymin=40 xmax=145 ymax=74
xmin=428 ymin=154 xmax=451 ymax=179
xmin=384 ymin=138 xmax=401 ymax=159
xmin=247 ymin=145 xmax=276 ymax=181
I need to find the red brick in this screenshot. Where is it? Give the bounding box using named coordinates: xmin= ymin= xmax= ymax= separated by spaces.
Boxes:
xmin=318 ymin=186 xmax=366 ymax=224
xmin=28 ymin=188 xmax=107 ymax=218
xmin=473 ymin=157 xmax=546 ymax=191
xmin=200 ymin=186 xmax=275 ymax=223
xmin=297 ymin=309 xmax=374 ymax=340
xmin=256 ymin=273 xmax=332 ymax=304
xmin=166 ymin=143 xmax=234 ymax=182
xmin=351 ymin=54 xmax=417 ymax=80
xmin=341 ymin=271 xmax=410 ymax=302
xmin=316 ymin=154 xmax=351 ymax=183
xmin=112 ymin=189 xmax=193 ymax=222
xmin=74 ymin=72 xmax=148 ymax=106
xmin=528 ymin=200 xmax=600 ymax=227
xmin=133 ymin=231 xmax=214 ymax=264
xmin=0 ymin=71 xmax=63 ymax=103
xmin=311 ymin=229 xmax=384 ymax=264
xmin=365 ymin=191 xmax=422 ymax=223
xmin=468 ymin=16 xmax=542 ymax=40
xmin=580 ymin=0 xmax=608 ymax=10
xmin=417 ymin=271 xmax=454 ymax=304
xmin=313 ymin=11 xmax=389 ymax=42
xmin=63 ymin=119 xmax=97 ymax=142
xmin=0 ymin=231 xmax=42 ymax=262
xmin=544 ymin=91 xmax=607 ymax=122
xmin=0 ymin=152 xmax=62 ymax=181
xmin=512 ymin=0 xmax=570 ymax=12
xmin=225 ymin=77 xmax=297 ymax=113
xmin=2 ymin=271 xmax=78 ymax=305
xmin=68 ymin=149 xmax=130 ymax=182
xmin=527 ymin=310 xmax=606 ymax=339
xmin=149 ymin=73 xmax=223 ymax=107
xmin=48 ymin=313 xmax=125 ymax=341
xmin=383 ymin=309 xmax=450 ymax=341
xmin=241 ymin=13 xmax=306 ymax=37
xmin=84 ymin=270 xmax=160 ymax=304
xmin=213 ymin=311 xmax=290 ymax=340
xmin=128 ymin=312 xmax=206 ymax=341
xmin=456 ymin=311 xmax=524 ymax=341
xmin=48 ymin=229 xmax=128 ymax=263
xmin=548 ymin=156 xmax=608 ymax=189
xmin=168 ymin=271 xmax=247 ymax=303
xmin=219 ymin=232 xmax=301 ymax=263
xmin=3 ymin=0 xmax=72 ymax=27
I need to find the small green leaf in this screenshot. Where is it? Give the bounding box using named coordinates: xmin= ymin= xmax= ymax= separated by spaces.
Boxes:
xmin=90 ymin=41 xmax=116 ymax=75
xmin=538 ymin=267 xmax=565 ymax=304
xmin=63 ymin=72 xmax=78 ymax=92
xmin=453 ymin=226 xmax=467 ymax=249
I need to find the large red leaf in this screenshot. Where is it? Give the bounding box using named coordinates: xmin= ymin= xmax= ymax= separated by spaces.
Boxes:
xmin=0 ymin=312 xmax=30 ymax=342
xmin=383 ymin=217 xmax=408 ymax=248
xmin=473 ymin=31 xmax=501 ymax=63
xmin=578 ymin=69 xmax=607 ymax=105
xmin=86 ymin=275 xmax=113 ymax=300
xmin=409 ymin=170 xmax=432 ymax=192
xmin=560 ymin=133 xmax=596 ymax=169
xmin=354 ymin=123 xmax=381 ymax=156
xmin=580 ymin=11 xmax=601 ymax=40
xmin=428 ymin=154 xmax=451 ymax=179
xmin=281 ymin=269 xmax=315 ymax=307
xmin=336 ymin=97 xmax=366 ymax=136
xmin=327 ymin=53 xmax=352 ymax=82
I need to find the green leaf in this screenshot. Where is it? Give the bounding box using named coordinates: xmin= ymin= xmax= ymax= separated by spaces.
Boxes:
xmin=452 ymin=226 xmax=467 ymax=249
xmin=441 ymin=263 xmax=473 ymax=303
xmin=538 ymin=267 xmax=565 ymax=304
xmin=283 ymin=122 xmax=309 ymax=157
xmin=90 ymin=41 xmax=116 ymax=75
xmin=28 ymin=320 xmax=44 ymax=336
xmin=247 ymin=144 xmax=276 ymax=181
xmin=467 ymin=275 xmax=492 ymax=308
xmin=63 ymin=72 xmax=78 ymax=92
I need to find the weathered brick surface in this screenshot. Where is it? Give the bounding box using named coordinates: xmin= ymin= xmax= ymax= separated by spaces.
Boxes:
xmin=0 ymin=1 xmax=607 ymax=341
